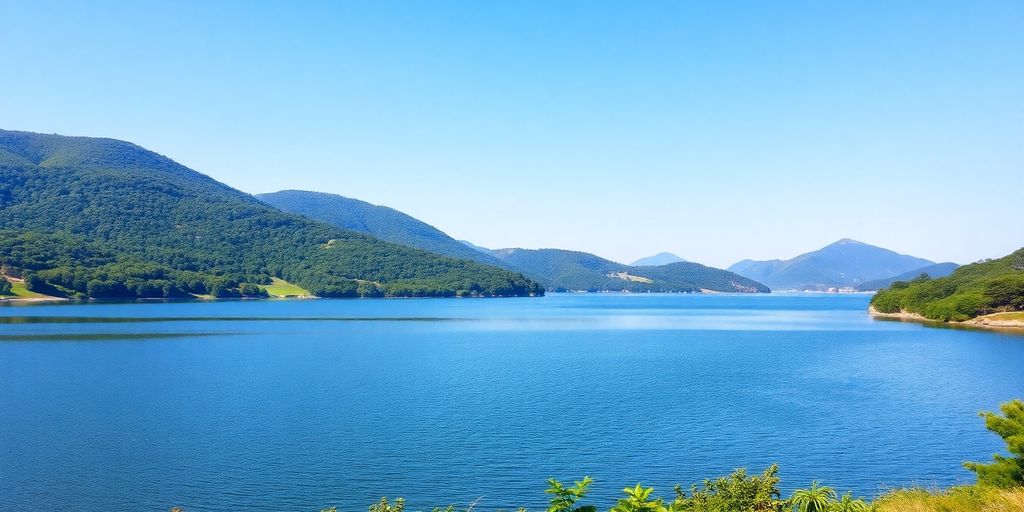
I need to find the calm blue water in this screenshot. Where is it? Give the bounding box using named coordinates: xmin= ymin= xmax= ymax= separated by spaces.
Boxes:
xmin=1 ymin=294 xmax=1022 ymax=512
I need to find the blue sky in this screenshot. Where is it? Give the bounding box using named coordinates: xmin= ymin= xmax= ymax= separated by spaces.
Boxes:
xmin=2 ymin=1 xmax=1021 ymax=267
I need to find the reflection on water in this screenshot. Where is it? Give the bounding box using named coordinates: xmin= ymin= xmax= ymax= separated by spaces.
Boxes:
xmin=0 ymin=315 xmax=466 ymax=324
xmin=0 ymin=332 xmax=229 ymax=342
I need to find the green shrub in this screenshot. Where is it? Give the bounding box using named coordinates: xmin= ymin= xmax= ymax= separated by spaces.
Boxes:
xmin=547 ymin=477 xmax=596 ymax=512
xmin=678 ymin=464 xmax=786 ymax=511
xmin=964 ymin=399 xmax=1024 ymax=487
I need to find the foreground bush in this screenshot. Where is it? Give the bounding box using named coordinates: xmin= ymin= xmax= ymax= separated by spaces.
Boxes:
xmin=964 ymin=399 xmax=1024 ymax=487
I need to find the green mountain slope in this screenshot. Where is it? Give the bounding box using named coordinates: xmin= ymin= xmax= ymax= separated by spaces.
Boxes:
xmin=630 ymin=252 xmax=688 ymax=266
xmin=0 ymin=129 xmax=542 ymax=298
xmin=857 ymin=262 xmax=959 ymax=291
xmin=490 ymin=248 xmax=769 ymax=293
xmin=260 ymin=191 xmax=768 ymax=293
xmin=871 ymin=248 xmax=1024 ymax=321
xmin=728 ymin=239 xmax=934 ymax=290
xmin=257 ymin=190 xmax=505 ymax=266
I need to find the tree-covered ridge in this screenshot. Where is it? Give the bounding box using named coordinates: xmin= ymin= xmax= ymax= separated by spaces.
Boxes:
xmin=871 ymin=248 xmax=1024 ymax=321
xmin=261 ymin=190 xmax=769 ymax=293
xmin=257 ymin=190 xmax=506 ymax=267
xmin=490 ymin=248 xmax=769 ymax=293
xmin=0 ymin=129 xmax=543 ymax=298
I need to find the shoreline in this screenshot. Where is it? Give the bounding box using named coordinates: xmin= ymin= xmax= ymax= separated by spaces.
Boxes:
xmin=0 ymin=296 xmax=69 ymax=303
xmin=869 ymin=306 xmax=1024 ymax=333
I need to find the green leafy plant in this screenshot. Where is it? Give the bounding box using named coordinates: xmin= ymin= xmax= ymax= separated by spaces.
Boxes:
xmin=612 ymin=484 xmax=667 ymax=512
xmin=830 ymin=492 xmax=870 ymax=512
xmin=369 ymin=496 xmax=406 ymax=512
xmin=546 ymin=476 xmax=597 ymax=512
xmin=790 ymin=481 xmax=836 ymax=512
xmin=964 ymin=399 xmax=1024 ymax=487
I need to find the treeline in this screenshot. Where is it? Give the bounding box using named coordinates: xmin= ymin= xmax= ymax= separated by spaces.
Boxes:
xmin=0 ymin=130 xmax=543 ymax=299
xmin=0 ymin=229 xmax=268 ymax=299
xmin=871 ymin=248 xmax=1024 ymax=321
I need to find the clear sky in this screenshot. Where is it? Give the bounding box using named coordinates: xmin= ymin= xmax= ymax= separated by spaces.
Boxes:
xmin=2 ymin=1 xmax=1022 ymax=268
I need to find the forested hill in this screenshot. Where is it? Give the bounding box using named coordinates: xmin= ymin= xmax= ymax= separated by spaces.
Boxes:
xmin=490 ymin=248 xmax=769 ymax=293
xmin=0 ymin=129 xmax=543 ymax=298
xmin=261 ymin=191 xmax=768 ymax=293
xmin=257 ymin=190 xmax=505 ymax=267
xmin=871 ymin=248 xmax=1024 ymax=321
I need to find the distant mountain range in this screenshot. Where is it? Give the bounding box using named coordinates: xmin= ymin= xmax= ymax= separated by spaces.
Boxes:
xmin=263 ymin=190 xmax=769 ymax=293
xmin=488 ymin=247 xmax=767 ymax=293
xmin=630 ymin=252 xmax=688 ymax=266
xmin=857 ymin=262 xmax=960 ymax=291
xmin=3 ymin=129 xmax=958 ymax=300
xmin=0 ymin=129 xmax=542 ymax=298
xmin=728 ymin=239 xmax=936 ymax=291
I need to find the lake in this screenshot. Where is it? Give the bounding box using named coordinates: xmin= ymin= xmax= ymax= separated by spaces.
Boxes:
xmin=1 ymin=293 xmax=1022 ymax=511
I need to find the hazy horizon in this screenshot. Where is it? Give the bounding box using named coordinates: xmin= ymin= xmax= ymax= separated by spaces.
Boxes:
xmin=2 ymin=1 xmax=1022 ymax=267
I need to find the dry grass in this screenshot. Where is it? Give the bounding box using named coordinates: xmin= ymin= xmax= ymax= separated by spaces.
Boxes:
xmin=984 ymin=311 xmax=1024 ymax=322
xmin=874 ymin=486 xmax=1024 ymax=512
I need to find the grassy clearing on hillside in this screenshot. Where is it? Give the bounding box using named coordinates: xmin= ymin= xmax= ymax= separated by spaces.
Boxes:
xmin=260 ymin=278 xmax=311 ymax=297
xmin=6 ymin=279 xmax=56 ymax=299
xmin=607 ymin=272 xmax=654 ymax=284
xmin=874 ymin=486 xmax=1024 ymax=511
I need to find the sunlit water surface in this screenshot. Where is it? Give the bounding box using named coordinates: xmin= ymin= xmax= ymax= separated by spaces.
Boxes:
xmin=2 ymin=294 xmax=1022 ymax=511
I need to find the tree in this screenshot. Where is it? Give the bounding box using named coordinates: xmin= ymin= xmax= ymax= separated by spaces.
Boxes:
xmin=790 ymin=481 xmax=836 ymax=512
xmin=964 ymin=399 xmax=1024 ymax=487
xmin=24 ymin=273 xmax=46 ymax=292
xmin=239 ymin=283 xmax=267 ymax=297
xmin=546 ymin=477 xmax=596 ymax=512
xmin=0 ymin=277 xmax=11 ymax=296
